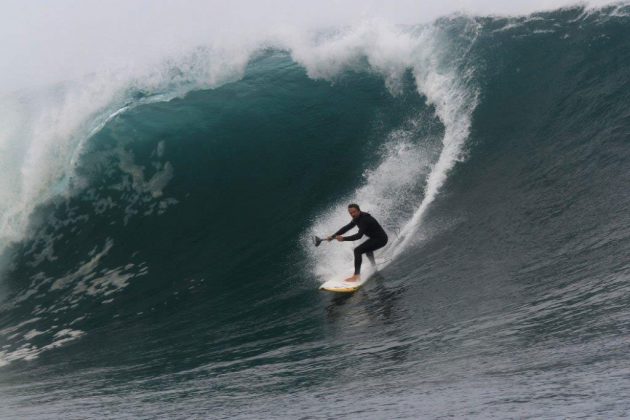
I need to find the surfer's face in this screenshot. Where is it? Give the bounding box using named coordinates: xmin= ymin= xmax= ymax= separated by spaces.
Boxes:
xmin=348 ymin=207 xmax=360 ymax=219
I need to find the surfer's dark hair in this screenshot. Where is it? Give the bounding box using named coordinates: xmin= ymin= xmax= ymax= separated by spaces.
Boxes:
xmin=348 ymin=203 xmax=360 ymax=211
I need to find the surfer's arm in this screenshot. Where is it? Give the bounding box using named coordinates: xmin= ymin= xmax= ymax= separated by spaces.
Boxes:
xmin=330 ymin=221 xmax=356 ymax=238
xmin=342 ymin=232 xmax=363 ymax=241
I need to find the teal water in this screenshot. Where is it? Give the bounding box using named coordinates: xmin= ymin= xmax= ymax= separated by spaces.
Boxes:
xmin=1 ymin=5 xmax=630 ymax=418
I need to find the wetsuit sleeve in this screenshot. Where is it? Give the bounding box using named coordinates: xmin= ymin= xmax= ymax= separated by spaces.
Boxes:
xmin=343 ymin=220 xmax=365 ymax=241
xmin=332 ymin=221 xmax=356 ymax=237
xmin=343 ymin=231 xmax=364 ymax=241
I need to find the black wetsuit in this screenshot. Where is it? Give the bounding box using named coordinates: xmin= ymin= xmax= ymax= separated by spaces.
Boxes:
xmin=332 ymin=212 xmax=388 ymax=275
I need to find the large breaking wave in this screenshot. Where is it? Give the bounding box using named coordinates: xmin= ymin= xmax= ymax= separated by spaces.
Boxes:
xmin=1 ymin=3 xmax=629 ymax=418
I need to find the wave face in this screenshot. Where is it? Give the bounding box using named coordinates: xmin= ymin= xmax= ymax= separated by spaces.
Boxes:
xmin=1 ymin=5 xmax=630 ymax=418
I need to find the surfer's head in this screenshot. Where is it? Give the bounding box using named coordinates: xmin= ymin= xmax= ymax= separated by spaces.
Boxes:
xmin=348 ymin=203 xmax=361 ymax=219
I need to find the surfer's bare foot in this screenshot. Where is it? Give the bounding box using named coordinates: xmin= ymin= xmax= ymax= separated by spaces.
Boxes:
xmin=345 ymin=275 xmax=360 ymax=282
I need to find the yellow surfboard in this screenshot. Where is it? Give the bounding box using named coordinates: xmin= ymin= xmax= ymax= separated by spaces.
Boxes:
xmin=319 ymin=274 xmax=372 ymax=293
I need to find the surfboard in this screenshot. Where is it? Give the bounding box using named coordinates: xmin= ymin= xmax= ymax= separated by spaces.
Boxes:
xmin=319 ymin=273 xmax=373 ymax=293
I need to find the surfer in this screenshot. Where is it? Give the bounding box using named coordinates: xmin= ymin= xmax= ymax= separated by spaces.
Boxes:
xmin=327 ymin=204 xmax=388 ymax=282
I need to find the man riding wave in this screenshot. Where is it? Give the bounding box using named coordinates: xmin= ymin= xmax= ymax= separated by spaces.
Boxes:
xmin=327 ymin=203 xmax=388 ymax=282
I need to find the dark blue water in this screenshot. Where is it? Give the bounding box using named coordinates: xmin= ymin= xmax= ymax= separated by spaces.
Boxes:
xmin=1 ymin=5 xmax=629 ymax=419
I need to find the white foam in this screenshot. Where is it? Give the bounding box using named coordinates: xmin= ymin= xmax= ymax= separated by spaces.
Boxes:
xmin=307 ymin=121 xmax=438 ymax=279
xmin=391 ymin=63 xmax=479 ymax=256
xmin=303 ymin=22 xmax=479 ymax=279
xmin=0 ymin=241 xmax=147 ymax=367
xmin=0 ymin=328 xmax=85 ymax=367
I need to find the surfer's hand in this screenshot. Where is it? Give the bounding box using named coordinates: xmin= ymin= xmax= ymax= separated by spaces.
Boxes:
xmin=326 ymin=236 xmax=332 ymax=241
xmin=335 ymin=235 xmax=344 ymax=242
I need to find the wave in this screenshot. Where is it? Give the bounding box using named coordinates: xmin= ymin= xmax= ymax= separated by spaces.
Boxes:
xmin=0 ymin=17 xmax=479 ymax=279
xmin=0 ymin=7 xmax=629 ymax=418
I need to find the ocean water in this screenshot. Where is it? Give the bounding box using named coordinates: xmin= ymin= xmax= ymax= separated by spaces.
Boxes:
xmin=1 ymin=4 xmax=629 ymax=419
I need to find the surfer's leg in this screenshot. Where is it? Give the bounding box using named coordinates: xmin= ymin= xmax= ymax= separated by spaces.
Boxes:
xmin=360 ymin=238 xmax=388 ymax=271
xmin=366 ymin=251 xmax=376 ymax=267
xmin=353 ymin=239 xmax=379 ymax=275
xmin=353 ymin=247 xmax=363 ymax=275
